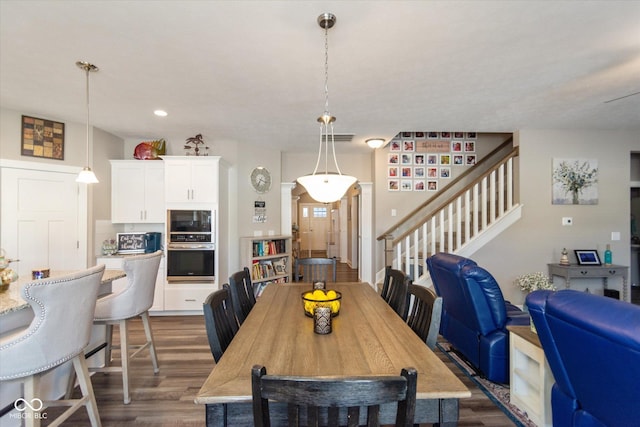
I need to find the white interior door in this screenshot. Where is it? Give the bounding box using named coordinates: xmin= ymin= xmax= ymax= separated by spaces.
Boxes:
xmin=1 ymin=166 xmax=85 ymax=277
xmin=299 ymin=203 xmax=329 ymax=254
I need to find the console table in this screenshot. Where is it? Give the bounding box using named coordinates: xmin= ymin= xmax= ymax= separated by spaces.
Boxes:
xmin=547 ymin=263 xmax=629 ymax=301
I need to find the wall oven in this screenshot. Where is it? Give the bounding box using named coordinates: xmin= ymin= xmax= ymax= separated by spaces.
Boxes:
xmin=166 ymin=210 xmax=215 ymax=283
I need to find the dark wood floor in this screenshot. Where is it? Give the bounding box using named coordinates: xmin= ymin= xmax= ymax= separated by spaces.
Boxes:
xmin=48 ymin=260 xmax=514 ymax=426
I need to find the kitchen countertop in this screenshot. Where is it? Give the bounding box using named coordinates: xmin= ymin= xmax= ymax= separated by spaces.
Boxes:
xmin=0 ymin=269 xmax=126 ymax=316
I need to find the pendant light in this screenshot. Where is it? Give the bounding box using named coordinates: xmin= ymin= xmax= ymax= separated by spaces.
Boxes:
xmin=296 ymin=13 xmax=357 ymax=204
xmin=76 ymin=61 xmax=99 ymax=184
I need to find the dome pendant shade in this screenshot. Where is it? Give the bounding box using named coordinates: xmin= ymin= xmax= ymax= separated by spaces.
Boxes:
xmin=296 ymin=13 xmax=357 ymax=204
xmin=297 ymin=173 xmax=357 ymax=204
xmin=76 ymin=166 xmax=99 ymax=183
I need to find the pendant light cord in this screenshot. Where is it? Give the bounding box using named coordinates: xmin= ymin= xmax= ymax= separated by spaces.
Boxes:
xmin=84 ymin=66 xmax=91 ymax=166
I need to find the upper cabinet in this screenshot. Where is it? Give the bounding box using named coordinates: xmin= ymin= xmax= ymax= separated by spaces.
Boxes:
xmin=162 ymin=156 xmax=220 ymax=205
xmin=111 ymin=160 xmax=165 ymax=223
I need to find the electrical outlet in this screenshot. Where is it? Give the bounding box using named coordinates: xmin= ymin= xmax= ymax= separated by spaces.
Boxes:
xmin=562 ymin=217 xmax=573 ymax=226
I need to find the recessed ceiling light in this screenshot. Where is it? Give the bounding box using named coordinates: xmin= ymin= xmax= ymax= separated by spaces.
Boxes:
xmin=154 ymin=110 xmax=168 ymax=117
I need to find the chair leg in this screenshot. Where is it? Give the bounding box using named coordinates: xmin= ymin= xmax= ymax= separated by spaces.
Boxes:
xmin=141 ymin=311 xmax=160 ymax=374
xmin=72 ymin=355 xmax=102 ymax=427
xmin=23 ymin=374 xmax=41 ymax=427
xmin=105 ymin=323 xmax=114 ymax=367
xmin=119 ymin=319 xmax=131 ymax=404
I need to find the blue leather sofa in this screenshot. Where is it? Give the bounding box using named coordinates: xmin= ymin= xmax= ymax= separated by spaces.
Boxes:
xmin=526 ymin=290 xmax=640 ymax=427
xmin=426 ymin=253 xmax=529 ymax=383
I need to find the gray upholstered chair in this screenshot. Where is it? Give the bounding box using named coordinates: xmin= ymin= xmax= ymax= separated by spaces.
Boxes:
xmin=252 ymin=364 xmax=417 ymax=427
xmin=293 ymin=257 xmax=337 ymax=283
xmin=406 ymin=284 xmax=442 ymax=350
xmin=92 ymin=250 xmax=162 ymax=404
xmin=0 ymin=265 xmax=105 ymax=427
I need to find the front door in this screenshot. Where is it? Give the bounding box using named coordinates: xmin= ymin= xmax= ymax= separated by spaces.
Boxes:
xmin=299 ymin=203 xmax=329 ymax=256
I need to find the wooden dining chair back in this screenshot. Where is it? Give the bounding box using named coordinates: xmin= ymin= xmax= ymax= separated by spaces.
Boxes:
xmin=406 ymin=284 xmax=443 ymax=350
xmin=380 ymin=266 xmax=411 ymax=320
xmin=293 ymin=257 xmax=337 ymax=283
xmin=251 ymin=365 xmax=417 ymax=427
xmin=203 ymin=286 xmax=239 ymax=362
xmin=228 ymin=267 xmax=256 ymax=325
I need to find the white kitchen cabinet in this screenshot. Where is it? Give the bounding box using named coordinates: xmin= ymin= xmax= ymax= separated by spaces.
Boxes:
xmin=162 ymin=156 xmax=219 ymax=204
xmin=164 ymin=283 xmax=214 ymax=312
xmin=96 ymin=255 xmax=165 ymax=312
xmin=111 ymin=160 xmax=165 ymax=223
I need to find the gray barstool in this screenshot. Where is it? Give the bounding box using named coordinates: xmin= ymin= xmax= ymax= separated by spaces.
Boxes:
xmin=0 ymin=265 xmax=105 ymax=427
xmin=92 ymin=250 xmax=162 ymax=404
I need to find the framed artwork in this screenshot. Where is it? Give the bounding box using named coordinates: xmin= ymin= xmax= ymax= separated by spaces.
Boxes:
xmin=414 ymin=180 xmax=425 ymax=191
xmin=401 ymin=153 xmax=413 ymax=165
xmin=464 ymin=141 xmax=475 ymax=152
xmin=552 ymin=158 xmax=598 ymax=205
xmin=401 ymin=132 xmax=412 ymax=138
xmin=427 ymin=132 xmax=438 ymax=139
xmin=401 ymin=167 xmax=412 ymax=178
xmin=21 ymin=115 xmax=65 ymax=160
xmin=440 ymin=132 xmax=451 ymax=139
xmin=451 ymin=140 xmax=463 ymax=152
xmin=414 ymin=166 xmax=425 ymax=178
xmin=427 ymin=180 xmax=438 ymax=191
xmin=414 ymin=154 xmax=425 ymax=165
xmin=388 ymin=179 xmax=399 ymax=191
xmin=440 ymin=154 xmax=451 ymax=165
xmin=415 ymin=132 xmax=425 ymax=138
xmin=427 ymin=154 xmax=438 ymax=165
xmin=453 ymin=132 xmax=464 ymax=139
xmin=387 ymin=166 xmax=399 ymax=178
xmin=440 ymin=167 xmax=451 ymax=178
xmin=575 ymin=250 xmax=601 ymax=265
xmin=453 ymin=154 xmax=464 ymax=165
xmin=427 ymin=167 xmax=438 ymax=178
xmin=403 ymin=140 xmax=415 ymax=152
xmin=466 ymin=132 xmax=477 ymax=139
xmin=388 ymin=153 xmax=399 ymax=164
xmin=389 ymin=140 xmax=402 ymax=151
xmin=401 ymin=180 xmax=413 ymax=191
xmin=466 ymin=154 xmax=477 ymax=165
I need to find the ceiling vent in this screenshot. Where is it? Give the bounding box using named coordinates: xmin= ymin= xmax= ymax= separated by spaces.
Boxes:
xmin=331 ymin=134 xmax=355 ymax=143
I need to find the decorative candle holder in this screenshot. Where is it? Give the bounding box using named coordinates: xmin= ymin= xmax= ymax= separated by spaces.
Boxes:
xmin=314 ymin=306 xmax=332 ymax=334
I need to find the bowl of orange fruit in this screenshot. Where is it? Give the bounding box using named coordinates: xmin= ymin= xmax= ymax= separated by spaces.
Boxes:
xmin=301 ymin=289 xmax=342 ymax=317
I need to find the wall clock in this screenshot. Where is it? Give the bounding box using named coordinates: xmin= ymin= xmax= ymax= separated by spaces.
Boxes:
xmin=250 ymin=167 xmax=272 ymax=194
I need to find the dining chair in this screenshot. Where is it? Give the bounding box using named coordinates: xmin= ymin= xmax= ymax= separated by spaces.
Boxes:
xmin=380 ymin=266 xmax=411 ymax=320
xmin=251 ymin=365 xmax=418 ymax=427
xmin=293 ymin=257 xmax=337 ymax=283
xmin=228 ymin=267 xmax=256 ymax=325
xmin=0 ymin=265 xmax=105 ymax=427
xmin=406 ymin=283 xmax=442 ymax=350
xmin=91 ymin=250 xmax=162 ymax=404
xmin=203 ymin=286 xmax=239 ymax=362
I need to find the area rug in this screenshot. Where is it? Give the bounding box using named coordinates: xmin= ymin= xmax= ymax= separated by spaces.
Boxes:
xmin=437 ymin=342 xmax=537 ymax=427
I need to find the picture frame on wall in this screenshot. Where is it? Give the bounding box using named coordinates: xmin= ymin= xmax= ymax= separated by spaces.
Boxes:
xmin=440 ymin=154 xmax=451 ymax=165
xmin=401 ymin=180 xmax=413 ymax=191
xmin=427 ymin=154 xmax=438 ymax=165
xmin=453 ymin=132 xmax=464 ymax=139
xmin=390 ymin=140 xmax=401 ymax=151
xmin=388 ymin=153 xmax=399 ymax=164
xmin=414 ymin=180 xmax=426 ymax=191
xmin=427 ymin=180 xmax=438 ymax=191
xmin=466 ymin=154 xmax=477 ymax=165
xmin=453 ymin=154 xmax=464 ymax=165
xmin=466 ymin=132 xmax=477 ymax=139
xmin=414 ymin=166 xmax=425 ymax=178
xmin=427 ymin=132 xmax=438 ymax=139
xmin=403 ymin=140 xmax=415 ymax=152
xmin=388 ymin=179 xmax=399 ymax=191
xmin=574 ymin=249 xmax=601 ymax=265
xmin=21 ymin=115 xmax=65 ymax=160
xmin=414 ymin=153 xmax=425 ymax=164
xmin=401 ymin=167 xmax=412 ymax=178
xmin=440 ymin=167 xmax=451 ymax=178
xmin=451 ymin=140 xmax=463 ymax=152
xmin=464 ymin=141 xmax=476 ymax=152
xmin=388 ymin=166 xmax=399 ymax=178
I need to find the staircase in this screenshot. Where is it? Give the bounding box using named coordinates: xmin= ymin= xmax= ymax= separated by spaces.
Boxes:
xmin=377 ymin=138 xmax=522 ymax=285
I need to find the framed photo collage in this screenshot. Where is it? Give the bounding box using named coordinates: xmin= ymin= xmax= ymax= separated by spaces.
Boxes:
xmin=387 ymin=131 xmax=477 ymax=192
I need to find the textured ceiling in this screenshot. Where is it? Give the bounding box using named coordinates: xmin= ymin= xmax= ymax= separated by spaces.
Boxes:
xmin=1 ymin=0 xmax=639 ymax=154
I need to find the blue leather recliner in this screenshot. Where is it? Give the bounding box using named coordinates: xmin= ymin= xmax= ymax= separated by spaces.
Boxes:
xmin=426 ymin=252 xmax=529 ymax=383
xmin=526 ymin=290 xmax=640 ymax=427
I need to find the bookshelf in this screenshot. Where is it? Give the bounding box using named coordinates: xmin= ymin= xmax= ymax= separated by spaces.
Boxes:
xmin=240 ymin=235 xmax=292 ymax=296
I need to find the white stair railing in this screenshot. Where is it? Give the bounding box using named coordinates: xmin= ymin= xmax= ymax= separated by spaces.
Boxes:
xmin=382 ymin=146 xmax=520 ymax=284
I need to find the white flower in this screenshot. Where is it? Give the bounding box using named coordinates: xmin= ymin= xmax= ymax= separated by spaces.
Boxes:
xmin=514 ymin=272 xmax=556 ymax=293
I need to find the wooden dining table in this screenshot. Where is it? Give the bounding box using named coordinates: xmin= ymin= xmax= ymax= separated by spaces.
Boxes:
xmin=195 ymin=282 xmax=470 ymax=426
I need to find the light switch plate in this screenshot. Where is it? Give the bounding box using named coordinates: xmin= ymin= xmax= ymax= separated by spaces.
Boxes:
xmin=562 ymin=217 xmax=573 ymax=226
xmin=611 ymin=231 xmax=621 ymax=241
